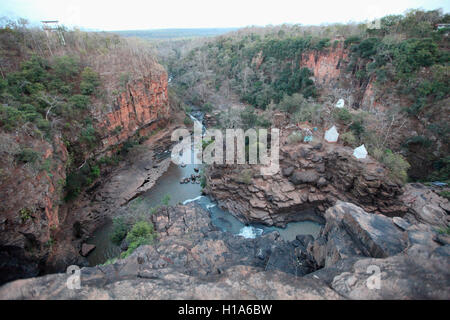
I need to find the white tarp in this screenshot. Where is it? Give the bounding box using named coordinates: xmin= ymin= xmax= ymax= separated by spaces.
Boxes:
xmin=324 ymin=125 xmax=339 ymax=142
xmin=335 ymin=98 xmax=345 ymax=108
xmin=353 ymin=144 xmax=368 ymax=159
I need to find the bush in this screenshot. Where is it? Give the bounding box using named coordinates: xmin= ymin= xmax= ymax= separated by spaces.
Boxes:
xmin=19 ymin=208 xmax=32 ymax=222
xmin=353 ymin=38 xmax=381 ymax=58
xmin=121 ymin=221 xmax=157 ymax=258
xmin=403 ymin=135 xmax=432 ymax=148
xmin=427 ymin=156 xmax=450 ymax=182
xmin=340 ymin=131 xmax=357 ymax=147
xmin=333 ymin=108 xmax=352 ymax=124
xmin=161 ymin=194 xmax=171 ymax=206
xmin=80 ymin=124 xmax=98 ymax=149
xmin=20 ymin=54 xmax=49 ymax=83
xmin=372 ymin=148 xmax=411 ymax=183
xmin=200 ymin=171 xmax=206 ymax=188
xmin=80 ymin=67 xmax=100 ymax=95
xmin=439 ymin=191 xmax=450 ymax=200
xmin=201 ymin=102 xmax=213 ymax=113
xmin=287 ymin=131 xmax=303 ymax=144
xmin=110 ymin=217 xmax=129 ymax=245
xmin=52 ymin=55 xmax=80 ymax=81
xmin=277 ymin=93 xmax=307 ymax=114
xmin=0 ymin=105 xmax=24 ymax=130
xmin=437 ymin=226 xmax=450 ymax=235
xmin=240 ymin=106 xmax=258 ymax=129
xmin=119 ymin=72 xmax=130 ymax=89
xmin=291 ymin=103 xmax=322 ymax=125
xmin=90 ymin=165 xmax=100 ymax=179
xmin=184 ymin=116 xmax=193 ymax=126
xmin=64 ymin=162 xmax=101 ymax=201
xmin=202 ymin=138 xmax=213 ymax=150
xmin=69 ymin=94 xmax=90 ymax=110
xmin=394 ymin=38 xmax=439 ymax=75
xmin=101 ymin=257 xmax=118 ymax=266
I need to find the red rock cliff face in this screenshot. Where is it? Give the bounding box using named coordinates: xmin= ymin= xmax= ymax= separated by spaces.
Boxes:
xmin=299 ymin=43 xmax=403 ymax=111
xmin=299 ymin=44 xmax=439 ymax=180
xmin=0 ymin=69 xmax=170 ymax=282
xmin=0 ymin=133 xmax=68 ymax=282
xmin=98 ymin=73 xmax=170 ymax=152
xmin=301 ymin=42 xmax=348 ymax=87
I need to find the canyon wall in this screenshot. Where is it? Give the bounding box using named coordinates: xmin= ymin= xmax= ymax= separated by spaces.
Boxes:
xmin=302 ymin=42 xmax=349 ymax=87
xmin=204 ymin=129 xmax=406 ymax=227
xmin=0 ymin=68 xmax=170 ymax=283
xmin=96 ymin=73 xmax=170 ymax=153
xmin=2 ymin=201 xmax=448 ymax=300
xmin=299 ymin=43 xmax=447 ymax=180
xmin=0 ymin=134 xmax=69 ymax=283
xmin=300 ymin=42 xmax=404 ymax=112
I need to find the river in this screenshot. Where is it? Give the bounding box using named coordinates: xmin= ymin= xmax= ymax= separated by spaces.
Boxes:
xmin=86 ymin=113 xmax=322 ymax=266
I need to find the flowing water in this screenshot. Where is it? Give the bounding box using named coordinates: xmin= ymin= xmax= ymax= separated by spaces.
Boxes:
xmin=86 ymin=113 xmax=322 ymax=266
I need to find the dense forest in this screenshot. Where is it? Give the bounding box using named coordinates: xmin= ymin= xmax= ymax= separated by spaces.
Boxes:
xmin=156 ymin=9 xmax=449 ymax=184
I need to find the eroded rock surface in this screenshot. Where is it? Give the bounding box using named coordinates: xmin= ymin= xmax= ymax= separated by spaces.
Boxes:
xmin=0 ymin=66 xmax=171 ymax=282
xmin=204 ymin=131 xmax=406 ymax=227
xmin=1 ymin=201 xmax=448 ymax=300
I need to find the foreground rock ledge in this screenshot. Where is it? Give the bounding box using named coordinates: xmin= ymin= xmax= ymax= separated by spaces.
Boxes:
xmin=0 ymin=202 xmax=448 ymax=300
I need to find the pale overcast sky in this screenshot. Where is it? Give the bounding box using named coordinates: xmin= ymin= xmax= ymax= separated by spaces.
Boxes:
xmin=0 ymin=0 xmax=448 ymax=30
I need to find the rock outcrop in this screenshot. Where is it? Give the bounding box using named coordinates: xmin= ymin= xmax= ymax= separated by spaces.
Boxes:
xmin=97 ymin=73 xmax=169 ymax=153
xmin=204 ymin=130 xmax=406 ymax=227
xmin=308 ymin=201 xmax=408 ymax=268
xmin=400 ymin=183 xmax=450 ymax=229
xmin=0 ymin=133 xmax=70 ymax=284
xmin=1 ymin=201 xmax=448 ymax=300
xmin=302 ymin=41 xmax=348 ymax=87
xmin=299 ymin=43 xmax=449 ymax=180
xmin=0 ymin=66 xmax=170 ymax=283
xmin=305 ymin=200 xmax=449 ymax=299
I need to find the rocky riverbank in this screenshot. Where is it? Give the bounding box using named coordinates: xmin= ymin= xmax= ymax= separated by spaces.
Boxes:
xmin=0 ymin=58 xmax=172 ymax=283
xmin=203 ymin=127 xmax=407 ymax=228
xmin=1 ymin=191 xmax=448 ymax=299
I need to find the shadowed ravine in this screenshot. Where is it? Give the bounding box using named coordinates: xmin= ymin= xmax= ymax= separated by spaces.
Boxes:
xmin=86 ymin=114 xmax=322 ymax=266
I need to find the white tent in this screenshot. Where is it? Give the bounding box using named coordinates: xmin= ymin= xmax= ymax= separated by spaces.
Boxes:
xmin=335 ymin=98 xmax=345 ymax=108
xmin=353 ymin=144 xmax=368 ymax=159
xmin=324 ymin=125 xmax=339 ymax=143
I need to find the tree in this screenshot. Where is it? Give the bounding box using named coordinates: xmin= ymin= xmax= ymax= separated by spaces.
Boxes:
xmin=80 ymin=67 xmax=100 ymax=95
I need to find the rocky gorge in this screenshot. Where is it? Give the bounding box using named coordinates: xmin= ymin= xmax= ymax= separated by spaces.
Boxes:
xmin=1 ymin=11 xmax=449 ymax=300
xmin=1 ymin=69 xmax=449 ymax=299
xmin=0 ymin=63 xmax=172 ymax=283
xmin=203 ymin=125 xmax=407 ymax=227
xmin=1 ymin=194 xmax=448 ymax=299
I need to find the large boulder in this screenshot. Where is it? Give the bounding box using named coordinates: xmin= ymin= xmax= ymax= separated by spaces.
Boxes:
xmin=0 ymin=204 xmax=338 ymax=300
xmin=289 ymin=170 xmax=319 ymax=185
xmin=1 ymin=202 xmax=448 ymax=300
xmin=401 ymin=183 xmax=449 ymax=229
xmin=330 ymin=254 xmax=450 ymax=300
xmin=0 ymin=264 xmax=343 ymax=300
xmin=80 ymin=244 xmax=96 ymax=257
xmin=309 ymin=201 xmax=408 ymax=268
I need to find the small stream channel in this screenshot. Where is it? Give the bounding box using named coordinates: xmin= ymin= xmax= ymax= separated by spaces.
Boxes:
xmin=86 ymin=112 xmax=322 ymax=266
